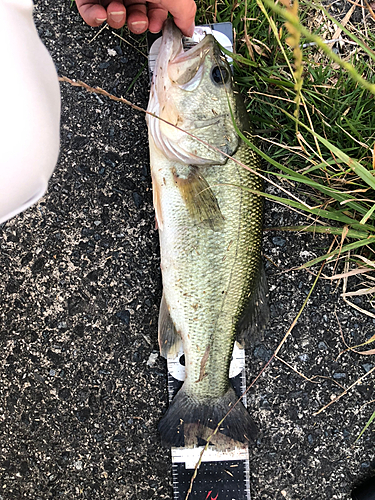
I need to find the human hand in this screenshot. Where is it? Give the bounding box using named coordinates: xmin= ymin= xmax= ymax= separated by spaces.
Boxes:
xmin=75 ymin=0 xmax=196 ymax=36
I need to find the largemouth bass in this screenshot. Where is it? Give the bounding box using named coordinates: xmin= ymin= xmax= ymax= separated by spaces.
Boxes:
xmin=146 ymin=20 xmax=269 ymax=448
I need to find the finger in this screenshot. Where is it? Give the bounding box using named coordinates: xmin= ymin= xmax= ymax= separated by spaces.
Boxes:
xmin=124 ymin=1 xmax=149 ymax=33
xmin=147 ymin=0 xmax=196 ymax=36
xmin=105 ymin=1 xmax=127 ymax=29
xmin=75 ymin=0 xmax=108 ymax=27
xmin=147 ymin=4 xmax=168 ymax=34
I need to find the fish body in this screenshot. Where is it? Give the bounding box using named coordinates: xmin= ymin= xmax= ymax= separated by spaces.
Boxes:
xmin=146 ymin=20 xmax=269 ymax=448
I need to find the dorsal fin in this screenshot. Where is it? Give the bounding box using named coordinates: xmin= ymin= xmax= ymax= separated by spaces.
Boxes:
xmin=236 ymin=262 xmax=270 ymax=346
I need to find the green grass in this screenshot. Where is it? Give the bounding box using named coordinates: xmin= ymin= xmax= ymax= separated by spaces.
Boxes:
xmin=197 ymin=0 xmax=375 ymax=262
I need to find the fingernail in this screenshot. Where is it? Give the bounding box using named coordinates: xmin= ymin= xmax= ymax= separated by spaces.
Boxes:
xmin=95 ymin=18 xmax=107 ymax=24
xmin=149 ymin=27 xmax=161 ymax=34
xmin=130 ymin=20 xmax=147 ymax=33
xmin=109 ymin=11 xmax=125 ymax=23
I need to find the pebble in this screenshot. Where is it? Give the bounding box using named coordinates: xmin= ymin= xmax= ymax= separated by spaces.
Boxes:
xmin=360 ymin=462 xmax=371 ymax=470
xmin=272 ymin=236 xmax=286 ymax=247
xmin=133 ymin=192 xmax=143 ymax=208
xmin=362 ymin=363 xmax=373 ymax=373
xmin=318 ymin=341 xmax=328 ymax=351
xmin=298 ymin=353 xmax=309 ymax=362
xmin=253 ymin=345 xmax=273 ymax=361
xmin=116 ymin=310 xmax=130 ymax=325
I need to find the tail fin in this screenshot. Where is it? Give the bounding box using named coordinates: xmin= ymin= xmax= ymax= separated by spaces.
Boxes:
xmin=158 ymin=385 xmax=258 ymax=449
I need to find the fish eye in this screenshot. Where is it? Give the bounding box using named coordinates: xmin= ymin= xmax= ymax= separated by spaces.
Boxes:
xmin=211 ymin=65 xmax=230 ymax=85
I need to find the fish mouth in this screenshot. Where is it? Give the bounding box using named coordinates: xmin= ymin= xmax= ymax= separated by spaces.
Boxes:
xmin=161 ymin=18 xmax=216 ymax=65
xmin=182 ymin=36 xmax=198 ymax=51
xmin=160 ymin=19 xmax=219 ymax=88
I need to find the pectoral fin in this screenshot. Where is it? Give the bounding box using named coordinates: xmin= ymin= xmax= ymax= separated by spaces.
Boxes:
xmin=173 ymin=166 xmax=224 ymax=231
xmin=158 ymin=293 xmax=182 ymax=358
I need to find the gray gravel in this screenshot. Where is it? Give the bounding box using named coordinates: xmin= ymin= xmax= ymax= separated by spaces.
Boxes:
xmin=0 ymin=1 xmax=374 ymax=499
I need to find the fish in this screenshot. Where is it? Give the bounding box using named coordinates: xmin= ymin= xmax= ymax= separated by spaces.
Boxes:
xmin=146 ymin=19 xmax=269 ymax=449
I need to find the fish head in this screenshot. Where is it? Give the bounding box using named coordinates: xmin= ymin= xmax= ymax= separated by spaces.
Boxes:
xmin=147 ymin=19 xmax=242 ymax=165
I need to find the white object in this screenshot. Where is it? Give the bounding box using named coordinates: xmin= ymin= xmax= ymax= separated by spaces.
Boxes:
xmin=171 ymin=444 xmax=249 ymax=469
xmin=167 ymin=341 xmax=246 ymax=382
xmin=146 ymin=352 xmax=159 ymax=367
xmin=0 ymin=0 xmax=60 ymax=224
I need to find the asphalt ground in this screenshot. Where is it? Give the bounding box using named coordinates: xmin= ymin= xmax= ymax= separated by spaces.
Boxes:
xmin=0 ymin=1 xmax=374 ymax=499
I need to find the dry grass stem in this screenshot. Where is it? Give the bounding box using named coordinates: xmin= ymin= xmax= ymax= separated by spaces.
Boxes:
xmin=275 ymin=355 xmax=346 ymax=388
xmin=328 ymin=2 xmax=358 ymax=48
xmin=110 ymin=31 xmax=148 ymax=58
xmin=88 ymin=22 xmax=109 ymax=43
xmin=244 ymin=0 xmax=255 ymax=60
xmin=336 ymin=309 xmax=375 ymax=357
xmin=330 ymin=267 xmax=374 ymax=280
xmin=313 ymin=366 xmax=375 ymax=415
xmin=340 ymin=253 xmax=375 ymax=318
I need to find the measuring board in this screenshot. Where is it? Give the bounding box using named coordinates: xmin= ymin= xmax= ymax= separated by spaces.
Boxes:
xmin=147 ymin=23 xmax=252 ymax=500
xmin=166 ymin=344 xmax=251 ymax=500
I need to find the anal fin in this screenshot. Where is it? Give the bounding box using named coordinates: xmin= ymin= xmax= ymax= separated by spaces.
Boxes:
xmin=158 ymin=293 xmax=182 ymax=359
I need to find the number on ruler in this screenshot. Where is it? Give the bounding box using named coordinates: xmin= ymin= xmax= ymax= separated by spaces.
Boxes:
xmin=205 ymin=491 xmax=219 ymax=500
